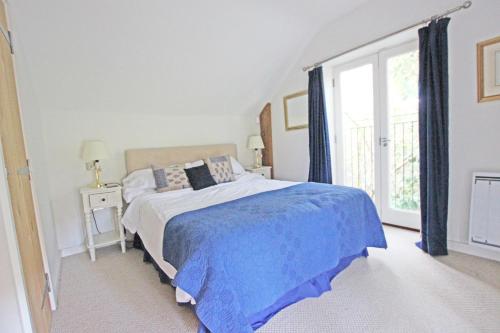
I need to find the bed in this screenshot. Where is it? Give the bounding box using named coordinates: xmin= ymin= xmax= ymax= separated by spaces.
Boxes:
xmin=121 ymin=143 xmax=387 ymax=333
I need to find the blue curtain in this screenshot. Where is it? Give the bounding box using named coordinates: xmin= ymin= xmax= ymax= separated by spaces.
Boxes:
xmin=417 ymin=18 xmax=450 ymax=256
xmin=308 ymin=67 xmax=332 ymax=184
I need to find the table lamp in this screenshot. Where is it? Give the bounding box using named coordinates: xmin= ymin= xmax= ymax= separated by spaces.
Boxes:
xmin=247 ymin=135 xmax=265 ymax=168
xmin=82 ymin=140 xmax=110 ymax=188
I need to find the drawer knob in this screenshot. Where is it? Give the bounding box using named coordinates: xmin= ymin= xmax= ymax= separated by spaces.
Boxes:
xmin=101 ymin=198 xmax=106 ymax=202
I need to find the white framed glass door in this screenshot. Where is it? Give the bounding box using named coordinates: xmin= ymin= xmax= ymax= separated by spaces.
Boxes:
xmin=332 ymin=55 xmax=381 ymax=208
xmin=379 ymin=42 xmax=420 ymax=229
xmin=331 ymin=41 xmax=420 ymax=229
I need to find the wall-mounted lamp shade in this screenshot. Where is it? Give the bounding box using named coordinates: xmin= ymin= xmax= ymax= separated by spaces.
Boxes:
xmin=247 ymin=135 xmax=265 ymax=149
xmin=82 ymin=140 xmax=110 ymax=161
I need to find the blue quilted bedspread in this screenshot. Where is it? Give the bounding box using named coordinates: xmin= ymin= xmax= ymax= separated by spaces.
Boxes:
xmin=163 ymin=183 xmax=387 ymax=333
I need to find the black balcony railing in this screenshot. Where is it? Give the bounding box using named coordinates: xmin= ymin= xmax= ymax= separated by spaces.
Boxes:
xmin=392 ymin=120 xmax=419 ymax=210
xmin=344 ymin=119 xmax=420 ymax=211
xmin=345 ymin=125 xmax=375 ymax=199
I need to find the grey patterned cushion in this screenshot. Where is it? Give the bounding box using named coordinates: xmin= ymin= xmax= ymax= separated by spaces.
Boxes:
xmin=206 ymin=155 xmax=235 ymax=184
xmin=152 ymin=164 xmax=191 ymax=192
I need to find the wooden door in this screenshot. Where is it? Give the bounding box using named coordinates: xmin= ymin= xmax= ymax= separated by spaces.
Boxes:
xmin=0 ymin=2 xmax=52 ymax=332
xmin=259 ymin=103 xmax=273 ymax=178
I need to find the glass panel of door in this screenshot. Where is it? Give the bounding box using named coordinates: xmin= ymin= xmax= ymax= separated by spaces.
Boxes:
xmin=337 ymin=62 xmax=376 ymax=200
xmin=332 ymin=41 xmax=420 ymax=229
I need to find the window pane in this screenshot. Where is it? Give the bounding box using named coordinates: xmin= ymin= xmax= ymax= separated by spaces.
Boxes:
xmin=339 ymin=64 xmax=375 ymax=200
xmin=387 ymin=50 xmax=420 ymax=211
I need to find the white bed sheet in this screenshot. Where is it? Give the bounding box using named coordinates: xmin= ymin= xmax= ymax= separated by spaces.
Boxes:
xmin=122 ymin=173 xmax=298 ymax=303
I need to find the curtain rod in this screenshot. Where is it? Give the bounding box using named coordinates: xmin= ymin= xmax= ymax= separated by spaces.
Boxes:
xmin=302 ymin=0 xmax=472 ymax=72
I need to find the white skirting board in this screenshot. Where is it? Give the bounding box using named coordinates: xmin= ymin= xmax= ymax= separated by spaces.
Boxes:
xmin=61 ymin=244 xmax=87 ymax=258
xmin=62 ymin=240 xmax=500 ymax=263
xmin=448 ymin=240 xmax=500 ymax=262
xmin=50 ymin=254 xmax=62 ymax=307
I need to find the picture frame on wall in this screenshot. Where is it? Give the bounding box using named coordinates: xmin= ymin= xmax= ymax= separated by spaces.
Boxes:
xmin=477 ymin=35 xmax=500 ymax=103
xmin=283 ymin=90 xmax=308 ymax=131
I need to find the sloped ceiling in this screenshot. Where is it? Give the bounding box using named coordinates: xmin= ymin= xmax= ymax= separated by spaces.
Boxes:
xmin=10 ymin=0 xmax=368 ymax=115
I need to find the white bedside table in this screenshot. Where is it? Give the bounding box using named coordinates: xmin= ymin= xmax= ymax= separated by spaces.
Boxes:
xmin=80 ymin=185 xmax=126 ymax=261
xmin=245 ymin=166 xmax=272 ymax=179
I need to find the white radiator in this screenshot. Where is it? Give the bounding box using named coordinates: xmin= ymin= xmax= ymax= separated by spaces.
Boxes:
xmin=469 ymin=172 xmax=500 ymax=249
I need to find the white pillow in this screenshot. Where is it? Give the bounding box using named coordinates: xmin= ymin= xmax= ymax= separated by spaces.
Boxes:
xmin=230 ymin=156 xmax=245 ymax=175
xmin=122 ymin=168 xmax=156 ymax=203
xmin=122 ymin=168 xmax=156 ymax=189
xmin=122 ymin=161 xmax=204 ymax=203
xmin=185 ymin=160 xmax=204 ymax=169
xmin=122 ymin=188 xmax=156 ymax=203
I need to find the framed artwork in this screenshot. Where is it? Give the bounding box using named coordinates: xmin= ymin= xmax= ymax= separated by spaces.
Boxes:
xmin=477 ymin=35 xmax=500 ymax=102
xmin=283 ymin=90 xmax=308 ymax=131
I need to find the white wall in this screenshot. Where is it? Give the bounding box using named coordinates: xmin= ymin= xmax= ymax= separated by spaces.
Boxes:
xmin=271 ymin=0 xmax=500 ymax=258
xmin=5 ymin=0 xmax=260 ymax=255
xmin=40 ymin=110 xmax=257 ymax=252
xmin=0 ymin=201 xmax=24 ymax=333
xmin=6 ymin=0 xmax=368 ymax=119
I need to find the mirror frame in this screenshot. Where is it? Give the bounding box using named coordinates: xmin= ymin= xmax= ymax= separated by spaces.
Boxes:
xmin=283 ymin=90 xmax=308 ymax=131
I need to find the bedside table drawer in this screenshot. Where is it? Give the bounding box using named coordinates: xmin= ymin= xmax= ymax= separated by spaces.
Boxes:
xmin=260 ymin=169 xmax=271 ymax=179
xmin=255 ymin=170 xmax=267 ymax=177
xmin=89 ymin=191 xmax=121 ymax=209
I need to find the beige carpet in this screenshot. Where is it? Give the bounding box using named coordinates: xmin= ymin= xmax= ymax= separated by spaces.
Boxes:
xmin=52 ymin=227 xmax=500 ymax=333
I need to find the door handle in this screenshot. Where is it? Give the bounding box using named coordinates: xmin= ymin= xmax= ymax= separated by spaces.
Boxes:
xmin=17 ymin=166 xmax=30 ymax=176
xmin=16 ymin=159 xmax=31 ymax=179
xmin=379 ymin=137 xmax=391 ymax=147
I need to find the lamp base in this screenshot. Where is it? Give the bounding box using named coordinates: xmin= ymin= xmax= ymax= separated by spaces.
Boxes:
xmin=254 ymin=149 xmax=262 ymax=168
xmin=92 ymin=182 xmax=105 ymax=189
xmin=92 ymin=160 xmax=104 ymax=188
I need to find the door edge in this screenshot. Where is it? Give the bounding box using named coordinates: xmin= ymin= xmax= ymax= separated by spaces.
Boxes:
xmin=0 ymin=138 xmax=34 ymax=333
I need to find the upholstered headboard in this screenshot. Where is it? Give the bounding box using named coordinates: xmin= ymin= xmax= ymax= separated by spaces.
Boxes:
xmin=125 ymin=143 xmax=238 ymax=173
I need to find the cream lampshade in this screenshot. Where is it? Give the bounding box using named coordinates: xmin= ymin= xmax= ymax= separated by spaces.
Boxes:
xmin=247 ymin=135 xmax=265 ymax=168
xmin=81 ymin=140 xmax=110 ymax=188
xmin=247 ymin=135 xmax=265 ymax=150
xmin=82 ymin=140 xmax=110 ymax=161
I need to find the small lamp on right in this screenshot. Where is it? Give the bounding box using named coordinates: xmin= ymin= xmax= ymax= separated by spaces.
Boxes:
xmin=247 ymin=135 xmax=265 ymax=168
